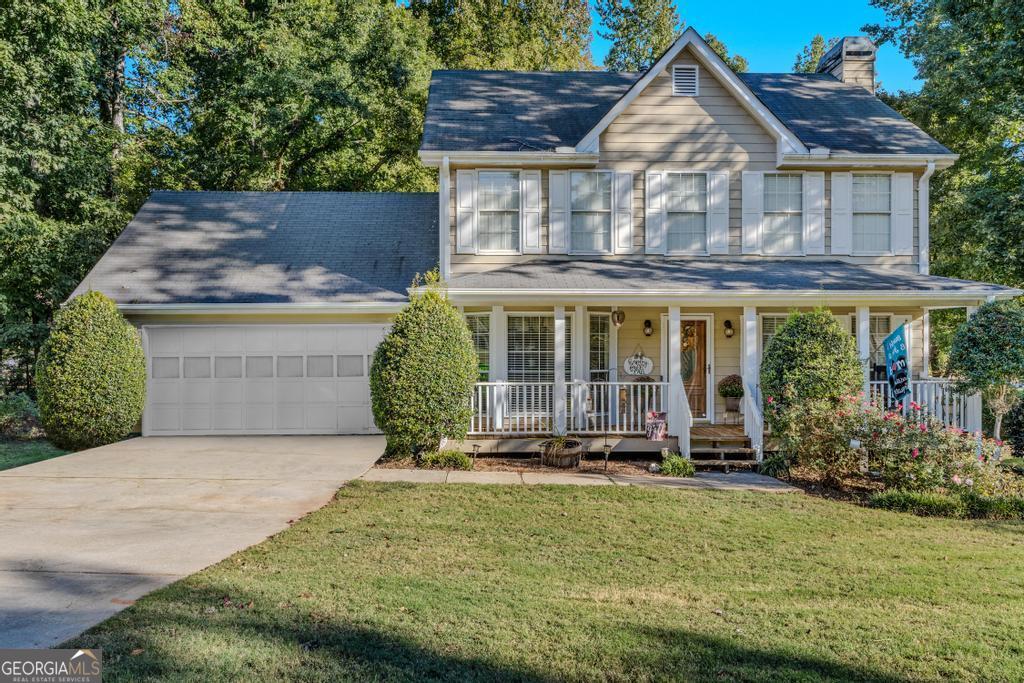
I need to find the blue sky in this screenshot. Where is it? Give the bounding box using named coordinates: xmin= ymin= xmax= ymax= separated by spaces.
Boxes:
xmin=589 ymin=0 xmax=921 ymax=92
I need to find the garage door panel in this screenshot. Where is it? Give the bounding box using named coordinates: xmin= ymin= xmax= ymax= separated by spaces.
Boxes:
xmin=213 ymin=406 xmax=243 ymax=430
xmin=181 ymin=328 xmax=214 ymax=354
xmin=150 ymin=382 xmax=179 ymax=403
xmin=245 ymin=405 xmax=274 ymax=430
xmin=181 ymin=406 xmax=211 ymax=430
xmin=212 ymin=382 xmax=242 ymax=403
xmin=145 ymin=324 xmax=385 ymax=435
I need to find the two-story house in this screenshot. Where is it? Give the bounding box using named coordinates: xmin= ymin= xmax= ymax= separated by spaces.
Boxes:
xmin=75 ymin=30 xmax=1019 ymax=460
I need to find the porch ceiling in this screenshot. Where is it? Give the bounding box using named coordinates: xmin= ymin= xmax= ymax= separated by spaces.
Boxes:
xmin=444 ymin=259 xmax=1019 ymax=307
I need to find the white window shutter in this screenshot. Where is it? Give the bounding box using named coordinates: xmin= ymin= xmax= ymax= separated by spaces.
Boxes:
xmin=830 ymin=172 xmax=853 ymax=255
xmin=521 ymin=170 xmax=542 ymax=254
xmin=892 ymin=172 xmax=914 ymax=255
xmin=707 ymin=170 xmax=729 ymax=254
xmin=614 ymin=172 xmax=633 ymax=254
xmin=803 ymin=171 xmax=825 ymax=254
xmin=548 ymin=171 xmax=569 ymax=254
xmin=645 ymin=171 xmax=665 ymax=254
xmin=455 ymin=170 xmax=477 ymax=254
xmin=741 ymin=171 xmax=763 ymax=254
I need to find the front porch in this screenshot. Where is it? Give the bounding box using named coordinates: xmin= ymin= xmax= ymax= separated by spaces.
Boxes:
xmin=461 ymin=301 xmax=980 ymax=461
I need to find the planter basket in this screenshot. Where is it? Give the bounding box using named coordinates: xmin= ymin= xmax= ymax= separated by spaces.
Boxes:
xmin=541 ymin=439 xmax=584 ymax=468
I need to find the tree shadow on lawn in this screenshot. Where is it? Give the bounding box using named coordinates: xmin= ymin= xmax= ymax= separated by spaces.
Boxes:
xmin=68 ymin=583 xmax=912 ymax=682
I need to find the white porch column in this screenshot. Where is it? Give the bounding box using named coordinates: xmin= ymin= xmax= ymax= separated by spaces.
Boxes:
xmin=921 ymin=310 xmax=931 ymax=378
xmin=741 ymin=306 xmax=763 ymax=458
xmin=572 ymin=305 xmax=588 ymax=430
xmin=553 ymin=306 xmax=567 ymax=435
xmin=966 ymin=305 xmax=983 ymax=433
xmin=667 ymin=307 xmax=686 ymax=454
xmin=856 ymin=306 xmax=871 ymax=399
xmin=490 ymin=306 xmax=508 ymax=428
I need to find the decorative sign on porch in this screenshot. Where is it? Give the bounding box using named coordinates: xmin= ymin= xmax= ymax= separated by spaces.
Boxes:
xmin=623 ymin=349 xmax=654 ymax=376
xmin=646 ymin=411 xmax=668 ymax=441
xmin=883 ymin=324 xmax=910 ymax=402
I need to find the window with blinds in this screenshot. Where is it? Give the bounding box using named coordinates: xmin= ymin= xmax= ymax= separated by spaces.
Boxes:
xmin=868 ymin=315 xmax=892 ymax=380
xmin=589 ymin=314 xmax=611 ymax=382
xmin=466 ymin=314 xmax=490 ymax=381
xmin=672 ymin=65 xmax=699 ymax=96
xmin=760 ymin=315 xmax=788 ymax=356
xmin=665 ymin=172 xmax=708 ymax=253
xmin=507 ymin=315 xmax=572 ymax=383
xmin=763 ymin=174 xmax=803 ymax=255
xmin=853 ymin=174 xmax=892 ymax=253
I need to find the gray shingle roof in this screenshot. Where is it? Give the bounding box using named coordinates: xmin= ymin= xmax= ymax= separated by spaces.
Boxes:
xmin=737 ymin=73 xmax=952 ymax=155
xmin=446 ymin=259 xmax=1014 ymax=295
xmin=422 ymin=70 xmax=951 ymax=156
xmin=421 ymin=70 xmax=639 ymax=152
xmin=73 ymin=191 xmax=438 ymax=305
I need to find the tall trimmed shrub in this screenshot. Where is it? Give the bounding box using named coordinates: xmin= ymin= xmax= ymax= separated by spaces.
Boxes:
xmin=35 ymin=292 xmax=146 ymax=450
xmin=949 ymin=299 xmax=1024 ymax=440
xmin=370 ymin=273 xmax=477 ymax=456
xmin=760 ymin=309 xmax=862 ymax=485
xmin=760 ymin=308 xmax=862 ymax=424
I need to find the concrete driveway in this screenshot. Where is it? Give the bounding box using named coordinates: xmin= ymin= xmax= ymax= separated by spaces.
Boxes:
xmin=0 ymin=435 xmax=382 ymax=648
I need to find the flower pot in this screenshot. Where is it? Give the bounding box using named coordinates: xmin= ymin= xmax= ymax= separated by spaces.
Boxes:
xmin=541 ymin=438 xmax=584 ymax=468
xmin=725 ymin=396 xmax=741 ymax=412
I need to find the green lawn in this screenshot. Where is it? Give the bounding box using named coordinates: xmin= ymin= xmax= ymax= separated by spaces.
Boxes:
xmin=68 ymin=483 xmax=1024 ymax=681
xmin=0 ymin=439 xmax=67 ymax=471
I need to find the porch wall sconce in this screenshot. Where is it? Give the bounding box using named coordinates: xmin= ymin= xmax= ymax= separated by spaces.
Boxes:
xmin=643 ymin=319 xmax=653 ymax=337
xmin=724 ymin=320 xmax=735 ymax=338
xmin=611 ymin=310 xmax=626 ymax=328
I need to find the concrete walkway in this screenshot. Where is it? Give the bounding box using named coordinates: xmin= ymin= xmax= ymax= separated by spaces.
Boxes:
xmin=0 ymin=435 xmax=383 ymax=648
xmin=362 ymin=468 xmax=799 ymax=492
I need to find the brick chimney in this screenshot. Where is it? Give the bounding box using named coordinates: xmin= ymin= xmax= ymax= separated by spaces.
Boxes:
xmin=816 ymin=36 xmax=877 ymax=94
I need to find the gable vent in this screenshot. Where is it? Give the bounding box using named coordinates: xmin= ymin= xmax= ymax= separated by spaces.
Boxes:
xmin=672 ymin=65 xmax=699 ymax=96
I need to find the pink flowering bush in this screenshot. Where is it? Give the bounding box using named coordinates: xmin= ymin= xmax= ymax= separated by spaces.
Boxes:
xmin=769 ymin=390 xmax=1020 ymax=497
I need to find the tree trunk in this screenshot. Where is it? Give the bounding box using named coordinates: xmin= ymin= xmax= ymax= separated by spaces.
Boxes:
xmin=994 ymin=412 xmax=1003 ymax=442
xmin=98 ymin=8 xmax=126 ymax=201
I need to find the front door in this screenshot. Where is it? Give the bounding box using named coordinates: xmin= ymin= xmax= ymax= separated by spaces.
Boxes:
xmin=661 ymin=314 xmax=714 ymax=422
xmin=681 ymin=318 xmax=709 ymax=420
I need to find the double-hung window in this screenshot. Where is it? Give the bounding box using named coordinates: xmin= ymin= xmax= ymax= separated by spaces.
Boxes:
xmin=760 ymin=315 xmax=788 ymax=357
xmin=507 ymin=315 xmax=572 ymax=383
xmin=665 ymin=172 xmax=707 ymax=253
xmin=762 ymin=174 xmax=803 ymax=255
xmin=477 ymin=171 xmax=520 ymax=253
xmin=852 ymin=174 xmax=891 ymax=254
xmin=570 ymin=171 xmax=612 ymax=253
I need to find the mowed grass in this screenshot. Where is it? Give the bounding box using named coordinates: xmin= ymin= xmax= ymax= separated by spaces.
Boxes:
xmin=68 ymin=482 xmax=1024 ymax=682
xmin=0 ymin=439 xmax=66 ymax=471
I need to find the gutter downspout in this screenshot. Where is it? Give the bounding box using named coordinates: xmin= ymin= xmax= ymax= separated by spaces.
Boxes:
xmin=439 ymin=155 xmax=451 ymax=281
xmin=918 ymin=160 xmax=936 ymax=275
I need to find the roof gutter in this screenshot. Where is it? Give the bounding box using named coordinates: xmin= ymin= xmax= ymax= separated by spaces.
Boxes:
xmin=436 ymin=287 xmax=1020 ymax=307
xmin=117 ymin=302 xmax=407 ymax=316
xmin=418 ymin=150 xmax=599 ymax=168
xmin=778 ymin=153 xmax=958 ymax=170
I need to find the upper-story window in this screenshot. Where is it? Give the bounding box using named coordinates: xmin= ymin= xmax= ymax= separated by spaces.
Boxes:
xmin=477 ymin=171 xmax=520 ymax=253
xmin=570 ymin=171 xmax=612 ymax=254
xmin=853 ymin=174 xmax=891 ymax=254
xmin=763 ymin=174 xmax=802 ymax=255
xmin=665 ymin=172 xmax=707 ymax=253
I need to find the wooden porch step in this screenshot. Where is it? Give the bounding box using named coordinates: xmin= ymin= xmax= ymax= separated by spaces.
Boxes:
xmin=689 ymin=458 xmax=757 ymax=472
xmin=690 ymin=447 xmax=757 ymax=456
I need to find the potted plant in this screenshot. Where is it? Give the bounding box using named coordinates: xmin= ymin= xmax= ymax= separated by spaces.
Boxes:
xmin=540 ymin=435 xmax=584 ymax=468
xmin=718 ymin=374 xmax=744 ymax=412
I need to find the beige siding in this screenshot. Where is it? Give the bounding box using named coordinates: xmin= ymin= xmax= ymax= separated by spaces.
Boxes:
xmin=447 ymin=45 xmax=923 ymax=275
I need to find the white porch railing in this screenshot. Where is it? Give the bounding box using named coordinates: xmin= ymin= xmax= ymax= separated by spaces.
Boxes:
xmin=469 ymin=380 xmax=681 ymax=437
xmin=868 ymin=378 xmax=971 ymax=430
xmin=572 ymin=381 xmax=668 ymax=434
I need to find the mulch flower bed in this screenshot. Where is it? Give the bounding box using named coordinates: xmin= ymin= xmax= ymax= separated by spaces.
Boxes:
xmin=375 ymin=455 xmax=656 ymax=476
xmin=781 ymin=466 xmax=886 ymax=503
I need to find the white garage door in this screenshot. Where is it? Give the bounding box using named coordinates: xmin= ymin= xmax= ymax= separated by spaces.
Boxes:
xmin=143 ymin=325 xmax=388 ymax=435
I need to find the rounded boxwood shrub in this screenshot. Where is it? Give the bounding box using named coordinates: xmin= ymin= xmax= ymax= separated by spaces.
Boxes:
xmin=35 ymin=291 xmax=145 ymax=450
xmin=760 ymin=308 xmax=862 ymax=424
xmin=370 ymin=273 xmax=478 ymax=457
xmin=420 ymin=449 xmax=473 ymax=470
